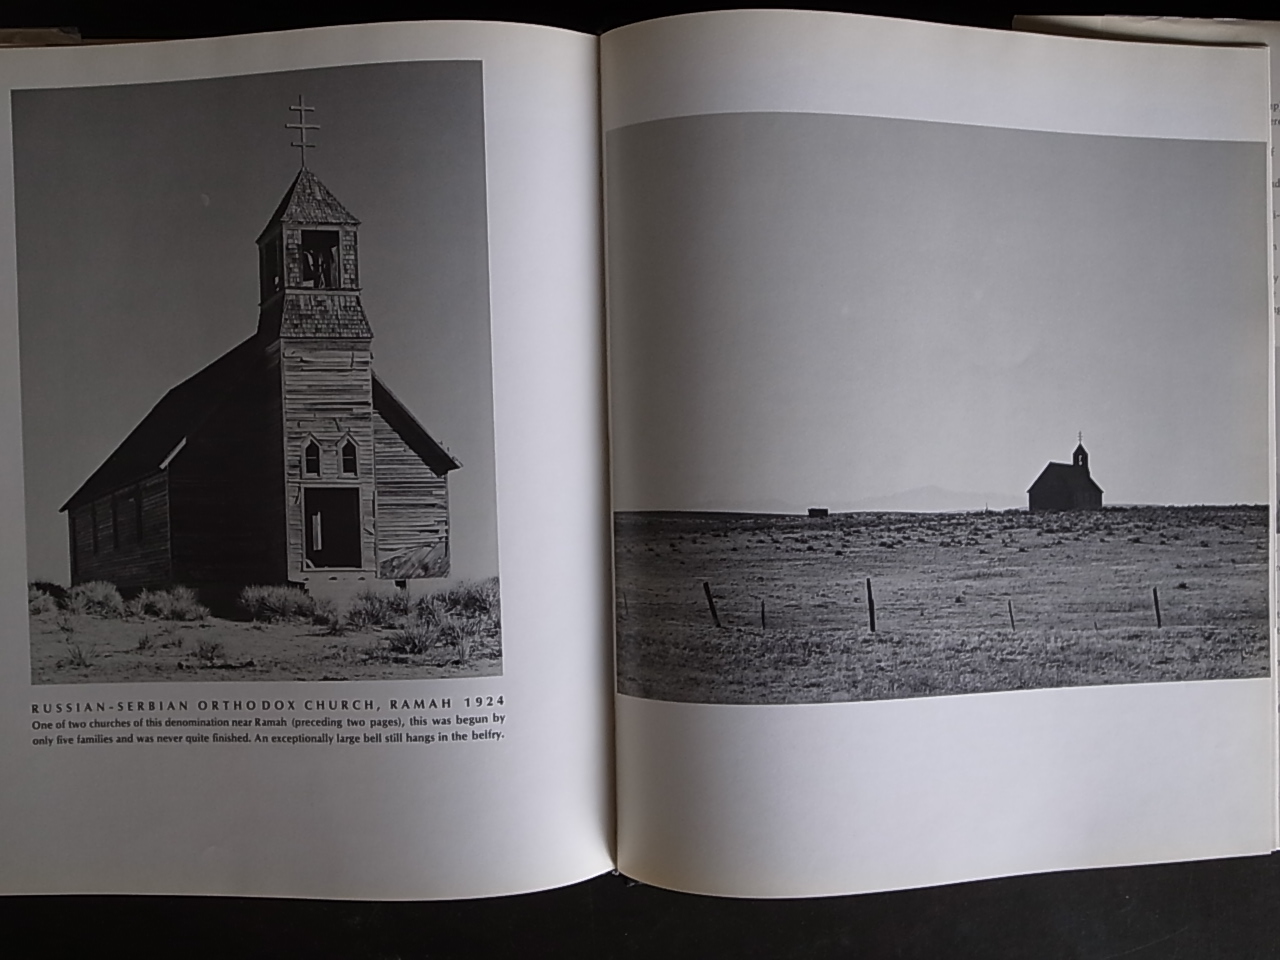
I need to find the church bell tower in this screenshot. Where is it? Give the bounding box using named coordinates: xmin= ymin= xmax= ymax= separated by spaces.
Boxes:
xmin=1072 ymin=433 xmax=1089 ymax=473
xmin=258 ymin=96 xmax=376 ymax=580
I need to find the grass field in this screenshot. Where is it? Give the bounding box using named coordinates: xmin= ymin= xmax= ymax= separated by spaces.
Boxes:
xmin=614 ymin=506 xmax=1270 ymax=705
xmin=29 ymin=579 xmax=502 ymax=685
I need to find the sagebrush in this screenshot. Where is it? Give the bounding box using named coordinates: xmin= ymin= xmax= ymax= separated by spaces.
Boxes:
xmin=28 ymin=585 xmax=57 ymax=616
xmin=66 ymin=581 xmax=124 ymax=618
xmin=238 ymin=585 xmax=317 ymax=622
xmin=124 ymin=586 xmax=208 ymax=621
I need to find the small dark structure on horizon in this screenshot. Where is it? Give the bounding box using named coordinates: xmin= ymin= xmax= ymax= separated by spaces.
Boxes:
xmin=59 ymin=98 xmax=460 ymax=601
xmin=807 ymin=507 xmax=829 ymax=518
xmin=1028 ymin=439 xmax=1103 ymax=512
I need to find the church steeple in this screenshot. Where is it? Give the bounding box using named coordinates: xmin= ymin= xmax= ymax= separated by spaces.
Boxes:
xmin=1072 ymin=432 xmax=1089 ymax=473
xmin=255 ymin=97 xmax=369 ymax=341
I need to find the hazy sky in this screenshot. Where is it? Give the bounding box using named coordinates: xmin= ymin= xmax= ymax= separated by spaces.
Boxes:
xmin=607 ymin=112 xmax=1269 ymax=511
xmin=14 ymin=60 xmax=499 ymax=583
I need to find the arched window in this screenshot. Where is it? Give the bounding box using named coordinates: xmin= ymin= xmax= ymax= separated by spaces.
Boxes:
xmin=304 ymin=440 xmax=321 ymax=476
xmin=341 ymin=440 xmax=358 ymax=476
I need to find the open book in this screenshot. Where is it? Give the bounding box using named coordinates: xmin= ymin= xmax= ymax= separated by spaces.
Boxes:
xmin=0 ymin=11 xmax=1273 ymax=900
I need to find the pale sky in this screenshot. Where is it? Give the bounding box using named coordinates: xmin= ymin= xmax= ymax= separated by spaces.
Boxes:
xmin=14 ymin=60 xmax=499 ymax=583
xmin=607 ymin=112 xmax=1269 ymax=512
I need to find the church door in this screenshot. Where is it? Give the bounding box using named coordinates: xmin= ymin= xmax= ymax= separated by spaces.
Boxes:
xmin=304 ymin=487 xmax=362 ymax=568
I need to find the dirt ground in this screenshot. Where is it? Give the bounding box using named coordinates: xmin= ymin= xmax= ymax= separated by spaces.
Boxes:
xmin=30 ymin=614 xmax=501 ymax=685
xmin=614 ymin=506 xmax=1270 ymax=704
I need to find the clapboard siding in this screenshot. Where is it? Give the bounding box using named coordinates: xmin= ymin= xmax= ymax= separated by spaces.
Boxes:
xmin=281 ymin=339 xmax=376 ymax=575
xmin=373 ymin=408 xmax=449 ymax=577
xmin=57 ymin=171 xmax=458 ymax=595
xmin=169 ymin=352 xmax=286 ymax=587
xmin=68 ymin=473 xmax=171 ymax=590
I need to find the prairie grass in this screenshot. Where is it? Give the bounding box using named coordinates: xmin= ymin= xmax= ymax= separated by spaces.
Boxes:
xmin=64 ymin=641 xmax=91 ymax=668
xmin=30 ymin=577 xmax=503 ymax=683
xmin=614 ymin=506 xmax=1268 ymax=704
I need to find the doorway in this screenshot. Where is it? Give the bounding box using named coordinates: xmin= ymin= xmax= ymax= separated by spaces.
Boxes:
xmin=304 ymin=487 xmax=362 ymax=568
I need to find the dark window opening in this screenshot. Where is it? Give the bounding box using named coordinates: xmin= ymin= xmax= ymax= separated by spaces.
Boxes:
xmin=90 ymin=504 xmax=99 ymax=555
xmin=110 ymin=495 xmax=119 ymax=550
xmin=341 ymin=440 xmax=357 ymax=476
xmin=135 ymin=486 xmax=144 ymax=543
xmin=304 ymin=440 xmax=321 ymax=476
xmin=300 ymin=230 xmax=339 ymax=289
xmin=304 ymin=487 xmax=362 ymax=568
xmin=69 ymin=515 xmax=78 ymax=578
xmin=259 ymin=236 xmax=283 ymax=301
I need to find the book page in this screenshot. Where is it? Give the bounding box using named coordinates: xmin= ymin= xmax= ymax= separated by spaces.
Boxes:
xmin=1014 ymin=14 xmax=1280 ymax=841
xmin=602 ymin=10 xmax=1275 ymax=897
xmin=0 ymin=21 xmax=612 ymax=898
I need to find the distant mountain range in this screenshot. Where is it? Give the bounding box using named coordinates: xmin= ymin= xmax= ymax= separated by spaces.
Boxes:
xmin=839 ymin=486 xmax=1024 ymax=513
xmin=685 ymin=486 xmax=1025 ymax=515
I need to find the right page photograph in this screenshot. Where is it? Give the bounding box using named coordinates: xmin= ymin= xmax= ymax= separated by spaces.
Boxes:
xmin=603 ymin=11 xmax=1275 ymax=897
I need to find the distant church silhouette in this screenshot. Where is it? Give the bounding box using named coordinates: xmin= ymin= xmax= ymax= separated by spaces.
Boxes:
xmin=1028 ymin=437 xmax=1103 ymax=512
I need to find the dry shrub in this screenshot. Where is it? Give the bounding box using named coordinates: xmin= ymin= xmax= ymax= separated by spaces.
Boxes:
xmin=310 ymin=598 xmax=348 ymax=635
xmin=164 ymin=586 xmax=209 ymax=621
xmin=195 ymin=639 xmax=224 ymax=664
xmin=345 ymin=590 xmax=395 ymax=629
xmin=126 ymin=586 xmax=208 ymax=621
xmin=413 ymin=578 xmax=499 ymax=630
xmin=385 ymin=611 xmax=479 ymax=662
xmin=66 ymin=581 xmax=124 ymax=618
xmin=345 ymin=589 xmax=411 ymax=629
xmin=28 ymin=585 xmax=57 ymax=616
xmin=238 ymin=585 xmax=316 ymax=622
xmin=386 ymin=619 xmax=436 ymax=655
xmin=30 ymin=580 xmax=68 ymax=605
xmin=434 ymin=578 xmax=500 ymax=621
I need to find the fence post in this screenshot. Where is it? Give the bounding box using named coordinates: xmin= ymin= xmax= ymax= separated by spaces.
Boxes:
xmin=1007 ymin=599 xmax=1015 ymax=632
xmin=866 ymin=577 xmax=876 ymax=633
xmin=702 ymin=581 xmax=722 ymax=628
xmin=760 ymin=598 xmax=766 ymax=629
xmin=1152 ymin=586 xmax=1162 ymax=628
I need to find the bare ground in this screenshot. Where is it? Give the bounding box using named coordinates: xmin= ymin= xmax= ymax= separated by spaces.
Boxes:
xmin=614 ymin=506 xmax=1270 ymax=705
xmin=30 ymin=614 xmax=501 ymax=684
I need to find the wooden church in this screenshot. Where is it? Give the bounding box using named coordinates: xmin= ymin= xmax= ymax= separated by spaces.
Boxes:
xmin=60 ymin=101 xmax=460 ymax=599
xmin=1027 ymin=439 xmax=1103 ymax=512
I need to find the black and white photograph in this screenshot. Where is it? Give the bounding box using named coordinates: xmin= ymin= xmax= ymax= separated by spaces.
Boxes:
xmin=608 ymin=111 xmax=1270 ymax=705
xmin=17 ymin=61 xmax=502 ymax=684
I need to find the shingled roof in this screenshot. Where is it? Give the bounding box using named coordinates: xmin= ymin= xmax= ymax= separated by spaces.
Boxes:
xmin=60 ymin=336 xmax=264 ymax=511
xmin=256 ymin=167 xmax=359 ymax=242
xmin=258 ymin=293 xmax=373 ymax=339
xmin=62 ymin=336 xmax=458 ymax=510
xmin=1027 ymin=463 xmax=1103 ymax=497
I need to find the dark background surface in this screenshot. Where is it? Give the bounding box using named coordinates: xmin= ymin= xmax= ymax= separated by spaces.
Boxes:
xmin=3 ymin=3 xmax=1279 ymax=957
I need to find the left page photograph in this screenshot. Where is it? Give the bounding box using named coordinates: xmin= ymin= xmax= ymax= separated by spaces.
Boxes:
xmin=0 ymin=22 xmax=613 ymax=899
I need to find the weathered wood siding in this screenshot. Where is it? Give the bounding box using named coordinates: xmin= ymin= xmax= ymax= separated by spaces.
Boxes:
xmin=67 ymin=473 xmax=171 ymax=590
xmin=373 ymin=408 xmax=449 ymax=578
xmin=281 ymin=339 xmax=376 ymax=577
xmin=169 ymin=349 xmax=287 ymax=587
